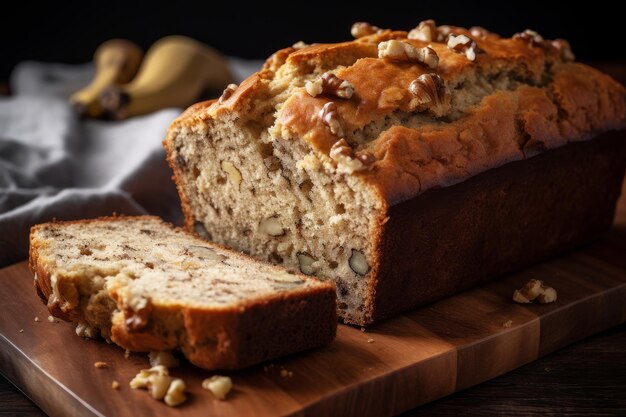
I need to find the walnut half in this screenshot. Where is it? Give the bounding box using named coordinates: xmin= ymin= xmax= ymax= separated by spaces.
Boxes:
xmin=408 ymin=73 xmax=448 ymax=116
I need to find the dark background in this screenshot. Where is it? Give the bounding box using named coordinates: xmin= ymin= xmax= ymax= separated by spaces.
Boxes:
xmin=1 ymin=1 xmax=622 ymax=82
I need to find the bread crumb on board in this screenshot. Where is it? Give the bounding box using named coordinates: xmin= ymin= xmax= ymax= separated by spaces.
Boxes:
xmin=111 ymin=380 xmax=120 ymax=390
xmin=367 ymin=338 xmax=375 ymax=343
xmin=94 ymin=361 xmax=109 ymax=369
xmin=47 ymin=315 xmax=58 ymax=323
xmin=202 ymin=375 xmax=233 ymax=400
xmin=19 ymin=329 xmax=24 ymax=333
xmin=34 ymin=316 xmax=40 ymax=322
xmin=513 ymin=279 xmax=557 ymax=304
xmin=279 ymin=368 xmax=294 ymax=378
xmin=502 ymin=320 xmax=513 ymax=328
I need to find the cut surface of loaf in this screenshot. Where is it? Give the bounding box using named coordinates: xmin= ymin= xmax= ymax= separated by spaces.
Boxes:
xmin=29 ymin=216 xmax=336 ymax=370
xmin=164 ymin=21 xmax=626 ymax=325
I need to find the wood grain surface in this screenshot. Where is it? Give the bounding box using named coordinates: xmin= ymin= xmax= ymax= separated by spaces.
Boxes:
xmin=1 ymin=211 xmax=625 ymax=417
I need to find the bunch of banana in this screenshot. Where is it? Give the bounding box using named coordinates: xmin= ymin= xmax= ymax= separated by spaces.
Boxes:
xmin=70 ymin=39 xmax=143 ymax=118
xmin=99 ymin=36 xmax=234 ymax=120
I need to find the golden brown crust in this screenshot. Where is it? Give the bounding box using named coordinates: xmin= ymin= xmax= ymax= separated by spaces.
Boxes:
xmin=29 ymin=216 xmax=337 ymax=369
xmin=167 ymin=24 xmax=626 ymax=207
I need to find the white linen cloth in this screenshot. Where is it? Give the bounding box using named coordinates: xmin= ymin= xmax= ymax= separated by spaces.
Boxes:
xmin=0 ymin=57 xmax=262 ymax=266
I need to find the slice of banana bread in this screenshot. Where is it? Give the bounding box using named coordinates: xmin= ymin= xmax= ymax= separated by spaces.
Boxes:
xmin=164 ymin=21 xmax=626 ymax=325
xmin=29 ymin=216 xmax=336 ymax=370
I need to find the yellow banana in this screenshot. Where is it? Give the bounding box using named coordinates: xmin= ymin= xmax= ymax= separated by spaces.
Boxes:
xmin=70 ymin=39 xmax=143 ymax=118
xmin=100 ymin=36 xmax=234 ymax=120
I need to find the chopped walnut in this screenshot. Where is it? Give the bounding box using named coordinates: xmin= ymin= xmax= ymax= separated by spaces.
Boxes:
xmin=408 ymin=19 xmax=440 ymax=42
xmin=319 ymin=102 xmax=345 ymax=137
xmin=219 ymin=84 xmax=238 ymax=104
xmin=537 ymin=286 xmax=557 ymax=303
xmin=329 ymin=138 xmax=353 ymax=159
xmin=408 ymin=73 xmax=448 ymax=115
xmin=130 ymin=365 xmax=186 ymax=407
xmin=305 ymin=73 xmax=354 ymax=99
xmin=351 ymin=22 xmax=381 ymax=38
xmin=164 ymin=379 xmax=186 ymax=407
xmin=378 ymin=40 xmax=439 ymax=68
xmin=513 ymin=29 xmax=544 ymax=47
xmin=202 ymin=375 xmax=233 ymax=400
xmin=513 ymin=279 xmax=557 ymax=304
xmin=551 ymin=39 xmax=575 ymax=62
xmin=329 ymin=139 xmax=375 ymax=174
xmin=447 ymin=34 xmax=482 ymax=61
xmin=469 ymin=26 xmax=492 ymax=39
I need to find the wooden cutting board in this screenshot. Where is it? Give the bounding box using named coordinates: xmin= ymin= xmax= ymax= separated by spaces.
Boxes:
xmin=1 ymin=184 xmax=626 ymax=417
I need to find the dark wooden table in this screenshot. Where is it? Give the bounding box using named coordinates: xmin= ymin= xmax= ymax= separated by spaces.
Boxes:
xmin=2 ymin=64 xmax=625 ymax=417
xmin=2 ymin=324 xmax=625 ymax=416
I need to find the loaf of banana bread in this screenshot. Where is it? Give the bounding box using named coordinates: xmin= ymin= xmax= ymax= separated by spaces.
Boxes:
xmin=29 ymin=216 xmax=336 ymax=369
xmin=164 ymin=21 xmax=626 ymax=325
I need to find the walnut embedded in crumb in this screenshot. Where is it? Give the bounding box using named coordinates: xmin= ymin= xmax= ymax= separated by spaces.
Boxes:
xmin=202 ymin=375 xmax=233 ymax=400
xmin=94 ymin=361 xmax=109 ymax=369
xmin=513 ymin=279 xmax=557 ymax=304
xmin=502 ymin=320 xmax=513 ymax=328
xmin=112 ymin=380 xmax=120 ymax=390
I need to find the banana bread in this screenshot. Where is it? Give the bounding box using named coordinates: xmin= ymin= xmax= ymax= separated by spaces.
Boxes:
xmin=29 ymin=216 xmax=336 ymax=369
xmin=163 ymin=21 xmax=626 ymax=325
